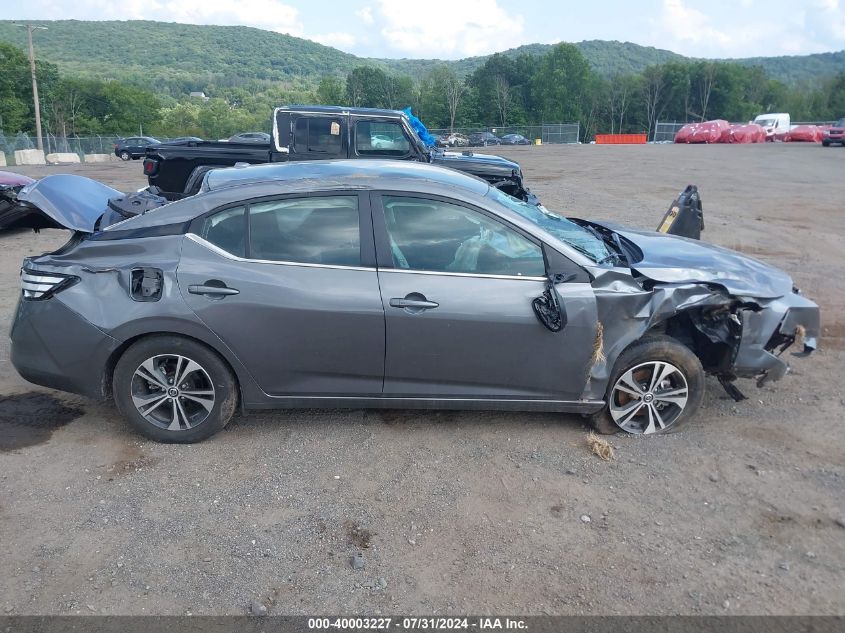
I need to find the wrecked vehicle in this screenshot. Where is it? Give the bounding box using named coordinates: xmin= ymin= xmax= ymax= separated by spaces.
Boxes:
xmin=10 ymin=161 xmax=818 ymax=442
xmin=143 ymin=106 xmax=537 ymax=205
xmin=0 ymin=171 xmax=36 ymax=230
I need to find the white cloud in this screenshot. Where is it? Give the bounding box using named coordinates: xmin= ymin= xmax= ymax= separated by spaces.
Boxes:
xmin=356 ymin=6 xmax=374 ymax=25
xmin=651 ymin=0 xmax=845 ymax=57
xmin=311 ymin=31 xmax=357 ymax=48
xmin=13 ymin=0 xmax=304 ymax=35
xmin=374 ymin=0 xmax=526 ymax=58
xmin=656 ymin=0 xmax=733 ymax=49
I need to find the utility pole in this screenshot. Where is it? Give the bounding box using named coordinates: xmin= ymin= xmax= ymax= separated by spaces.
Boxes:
xmin=16 ymin=23 xmax=48 ymax=152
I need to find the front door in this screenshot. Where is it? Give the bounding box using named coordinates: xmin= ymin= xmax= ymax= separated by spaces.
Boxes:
xmin=178 ymin=192 xmax=385 ymax=397
xmin=372 ymin=193 xmax=597 ymax=400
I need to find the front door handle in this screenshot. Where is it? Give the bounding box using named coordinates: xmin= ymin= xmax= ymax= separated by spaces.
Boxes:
xmin=389 ymin=295 xmax=439 ymax=312
xmin=188 ymin=283 xmax=240 ymax=297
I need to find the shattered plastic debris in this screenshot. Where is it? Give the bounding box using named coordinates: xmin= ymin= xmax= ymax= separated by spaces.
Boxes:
xmin=587 ymin=433 xmax=614 ymax=461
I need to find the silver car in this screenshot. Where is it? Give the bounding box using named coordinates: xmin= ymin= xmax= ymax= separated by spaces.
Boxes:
xmin=10 ymin=161 xmax=819 ymax=443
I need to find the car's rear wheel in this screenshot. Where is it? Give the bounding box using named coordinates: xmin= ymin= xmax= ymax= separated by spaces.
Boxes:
xmin=119 ymin=150 xmax=131 ymax=161
xmin=591 ymin=336 xmax=704 ymax=435
xmin=113 ymin=336 xmax=237 ymax=443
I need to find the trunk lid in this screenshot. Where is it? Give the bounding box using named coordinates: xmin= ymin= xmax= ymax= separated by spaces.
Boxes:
xmin=8 ymin=174 xmax=123 ymax=233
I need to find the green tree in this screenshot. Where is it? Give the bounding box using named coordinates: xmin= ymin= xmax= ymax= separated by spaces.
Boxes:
xmin=316 ymin=75 xmax=344 ymax=105
xmin=530 ymin=44 xmax=594 ymax=124
xmin=0 ymin=43 xmax=30 ymax=132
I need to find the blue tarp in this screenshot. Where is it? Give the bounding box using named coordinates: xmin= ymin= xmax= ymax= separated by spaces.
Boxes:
xmin=403 ymin=107 xmax=437 ymax=147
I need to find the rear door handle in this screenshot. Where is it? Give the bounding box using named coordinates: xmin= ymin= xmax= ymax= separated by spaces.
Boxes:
xmin=188 ymin=284 xmax=240 ymax=296
xmin=389 ymin=298 xmax=439 ymax=310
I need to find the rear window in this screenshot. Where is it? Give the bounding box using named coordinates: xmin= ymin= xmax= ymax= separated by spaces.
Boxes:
xmin=249 ymin=196 xmax=360 ymax=266
xmin=198 ymin=196 xmax=360 ymax=266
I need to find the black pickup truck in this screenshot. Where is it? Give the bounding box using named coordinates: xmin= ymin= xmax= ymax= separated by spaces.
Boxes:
xmin=143 ymin=106 xmax=536 ymax=202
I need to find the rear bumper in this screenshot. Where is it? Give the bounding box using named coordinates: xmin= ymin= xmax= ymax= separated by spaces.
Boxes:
xmin=10 ymin=296 xmax=119 ymax=400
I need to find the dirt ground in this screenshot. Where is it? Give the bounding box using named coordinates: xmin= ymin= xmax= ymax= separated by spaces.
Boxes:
xmin=0 ymin=144 xmax=843 ymax=616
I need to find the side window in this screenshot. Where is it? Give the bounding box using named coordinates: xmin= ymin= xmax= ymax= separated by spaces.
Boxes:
xmin=249 ymin=196 xmax=360 ymax=266
xmin=381 ymin=196 xmax=545 ymax=277
xmin=293 ymin=117 xmax=343 ymax=154
xmin=199 ymin=206 xmax=246 ymax=258
xmin=355 ymin=120 xmax=411 ymax=156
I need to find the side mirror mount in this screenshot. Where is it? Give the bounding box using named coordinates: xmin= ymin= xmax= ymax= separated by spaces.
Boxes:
xmin=532 ymin=273 xmax=574 ymax=332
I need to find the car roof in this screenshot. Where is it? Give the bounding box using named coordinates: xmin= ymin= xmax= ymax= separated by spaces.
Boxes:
xmin=114 ymin=160 xmax=491 ymax=231
xmin=202 ymin=160 xmax=487 ymax=194
xmin=276 ymin=105 xmax=407 ymax=118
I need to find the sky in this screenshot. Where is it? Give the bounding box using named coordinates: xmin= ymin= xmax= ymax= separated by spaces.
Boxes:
xmin=2 ymin=0 xmax=844 ymax=60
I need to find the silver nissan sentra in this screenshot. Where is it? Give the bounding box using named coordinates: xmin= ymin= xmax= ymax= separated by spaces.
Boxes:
xmin=9 ymin=161 xmax=819 ymax=442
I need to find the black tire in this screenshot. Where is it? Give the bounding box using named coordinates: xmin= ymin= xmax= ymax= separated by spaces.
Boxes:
xmin=119 ymin=150 xmax=131 ymax=161
xmin=822 ymin=140 xmax=830 ymax=147
xmin=591 ymin=335 xmax=704 ymax=435
xmin=113 ymin=335 xmax=237 ymax=443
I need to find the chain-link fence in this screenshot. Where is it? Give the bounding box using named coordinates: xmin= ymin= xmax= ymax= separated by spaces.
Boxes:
xmin=0 ymin=133 xmax=191 ymax=163
xmin=652 ymin=122 xmax=686 ymax=143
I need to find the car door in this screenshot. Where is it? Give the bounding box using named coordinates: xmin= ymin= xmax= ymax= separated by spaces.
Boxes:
xmin=177 ymin=191 xmax=385 ymax=397
xmin=372 ymin=192 xmax=598 ymax=401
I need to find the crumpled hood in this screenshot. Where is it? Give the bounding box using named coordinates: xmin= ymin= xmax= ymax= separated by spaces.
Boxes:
xmin=594 ymin=222 xmax=794 ymax=299
xmin=430 ymin=150 xmax=520 ymax=179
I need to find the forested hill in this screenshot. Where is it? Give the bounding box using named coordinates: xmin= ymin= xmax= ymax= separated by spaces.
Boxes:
xmin=0 ymin=19 xmax=841 ymax=97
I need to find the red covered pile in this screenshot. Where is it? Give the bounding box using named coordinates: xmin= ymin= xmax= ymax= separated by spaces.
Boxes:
xmin=722 ymin=123 xmax=767 ymax=144
xmin=674 ymin=120 xmax=730 ymax=144
xmin=784 ymin=125 xmax=824 ymax=143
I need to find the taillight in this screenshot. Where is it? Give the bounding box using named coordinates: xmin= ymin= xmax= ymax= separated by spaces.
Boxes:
xmin=114 ymin=144 xmax=119 ymax=150
xmin=20 ymin=269 xmax=79 ymax=300
xmin=143 ymin=158 xmax=158 ymax=176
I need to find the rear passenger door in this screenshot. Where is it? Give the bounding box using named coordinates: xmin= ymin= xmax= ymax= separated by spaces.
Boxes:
xmin=177 ymin=192 xmax=385 ymax=398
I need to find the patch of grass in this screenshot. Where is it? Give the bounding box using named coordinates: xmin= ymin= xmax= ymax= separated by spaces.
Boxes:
xmin=587 ymin=432 xmax=614 ymax=461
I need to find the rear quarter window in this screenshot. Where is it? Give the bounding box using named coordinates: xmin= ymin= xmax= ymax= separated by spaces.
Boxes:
xmin=199 ymin=206 xmax=246 ymax=258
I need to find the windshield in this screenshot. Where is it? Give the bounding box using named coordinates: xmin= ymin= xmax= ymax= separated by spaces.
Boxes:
xmin=836 ymin=118 xmax=845 ymax=127
xmin=755 ymin=119 xmax=774 ymax=127
xmin=486 ymin=187 xmax=613 ymax=263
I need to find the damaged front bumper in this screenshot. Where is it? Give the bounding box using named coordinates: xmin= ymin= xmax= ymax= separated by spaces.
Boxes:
xmin=734 ymin=289 xmax=819 ymax=385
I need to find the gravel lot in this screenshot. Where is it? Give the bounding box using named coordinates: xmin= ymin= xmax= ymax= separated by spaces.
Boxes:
xmin=0 ymin=144 xmax=843 ymax=616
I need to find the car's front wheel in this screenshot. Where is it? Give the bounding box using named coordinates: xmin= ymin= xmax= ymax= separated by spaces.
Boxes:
xmin=113 ymin=336 xmax=237 ymax=443
xmin=591 ymin=336 xmax=704 ymax=435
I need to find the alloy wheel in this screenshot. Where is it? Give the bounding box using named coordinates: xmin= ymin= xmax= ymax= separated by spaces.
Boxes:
xmin=608 ymin=361 xmax=689 ymax=434
xmin=130 ymin=354 xmax=215 ymax=431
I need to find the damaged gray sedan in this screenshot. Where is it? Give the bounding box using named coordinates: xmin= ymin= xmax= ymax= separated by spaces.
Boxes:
xmin=9 ymin=161 xmax=819 ymax=442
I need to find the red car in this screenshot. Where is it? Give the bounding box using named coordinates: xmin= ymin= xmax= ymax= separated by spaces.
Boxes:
xmin=823 ymin=118 xmax=845 ymax=147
